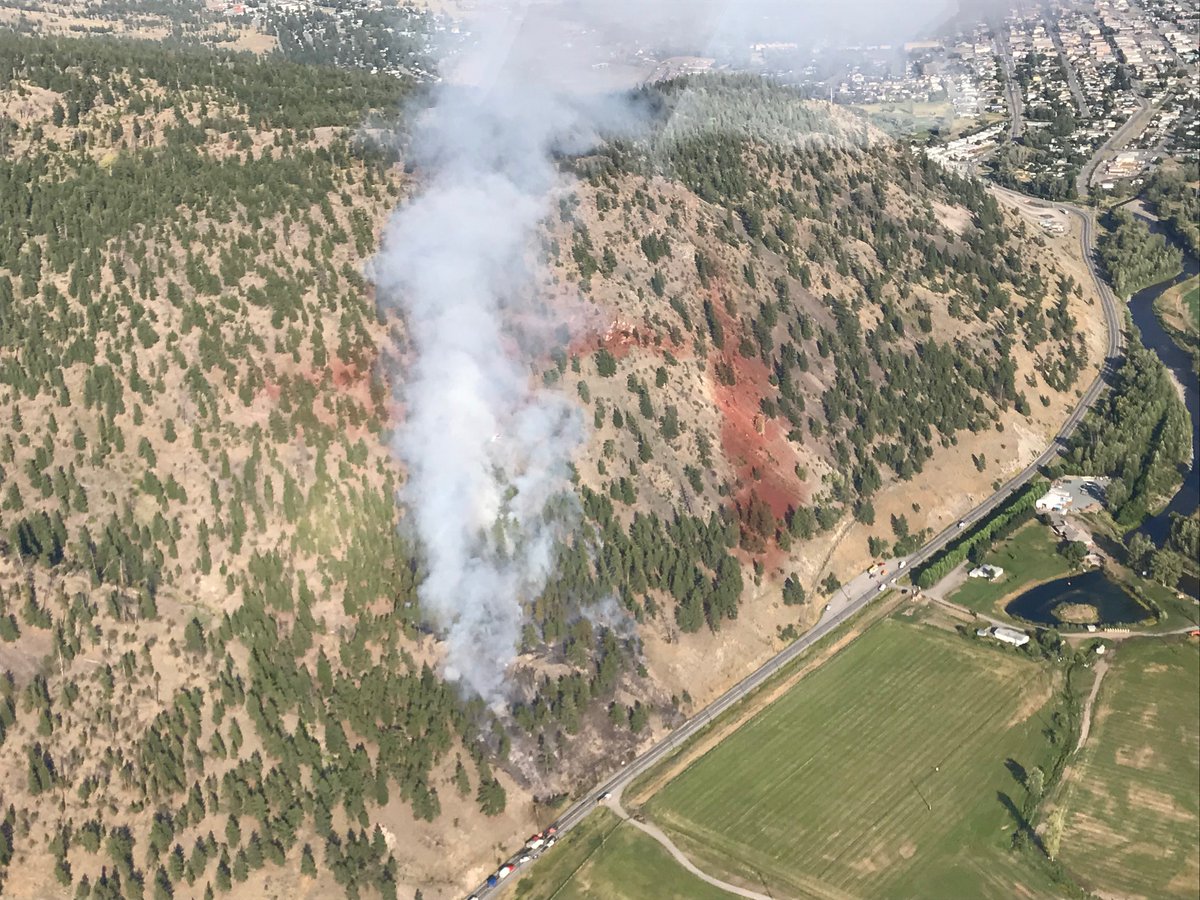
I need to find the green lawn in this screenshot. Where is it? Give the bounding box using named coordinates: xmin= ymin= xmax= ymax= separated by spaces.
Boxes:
xmin=512 ymin=808 xmax=732 ymax=900
xmin=643 ymin=618 xmax=1067 ymax=899
xmin=949 ymin=521 xmax=1073 ymax=616
xmin=1056 ymin=639 xmax=1200 ymax=897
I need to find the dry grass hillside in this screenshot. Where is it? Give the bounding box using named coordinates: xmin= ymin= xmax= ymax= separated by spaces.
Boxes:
xmin=0 ymin=0 xmax=274 ymax=52
xmin=527 ymin=81 xmax=1103 ymax=704
xmin=0 ymin=39 xmax=1106 ymax=899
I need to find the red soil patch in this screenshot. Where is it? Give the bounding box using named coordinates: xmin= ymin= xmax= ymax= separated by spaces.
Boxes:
xmin=569 ymin=316 xmax=688 ymax=361
xmin=261 ymin=350 xmax=387 ymax=438
xmin=714 ymin=364 xmax=806 ymax=513
xmin=707 ymin=288 xmax=808 ymax=527
xmin=330 ymin=358 xmax=366 ymax=391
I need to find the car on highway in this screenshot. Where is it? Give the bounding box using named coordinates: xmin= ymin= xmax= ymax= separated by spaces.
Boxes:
xmin=957 ymin=521 xmax=966 ymax=528
xmin=597 ymin=791 xmax=611 ymax=802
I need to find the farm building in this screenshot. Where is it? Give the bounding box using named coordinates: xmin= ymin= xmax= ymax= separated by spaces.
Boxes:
xmin=976 ymin=625 xmax=1031 ymax=648
xmin=1052 ymin=519 xmax=1094 ymax=547
xmin=969 ymin=564 xmax=1004 ymax=580
xmin=1036 ymin=487 xmax=1071 ymax=513
xmin=1036 ymin=477 xmax=1108 ymax=516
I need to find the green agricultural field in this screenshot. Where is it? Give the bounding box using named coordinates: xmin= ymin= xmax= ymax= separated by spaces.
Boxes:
xmin=1168 ymin=275 xmax=1200 ymax=332
xmin=1154 ymin=274 xmax=1200 ymax=356
xmin=643 ymin=618 xmax=1068 ymax=899
xmin=949 ymin=521 xmax=1072 ymax=616
xmin=1184 ymin=280 xmax=1200 ymax=328
xmin=513 ymin=808 xmax=732 ymax=900
xmin=1056 ymin=639 xmax=1200 ymax=897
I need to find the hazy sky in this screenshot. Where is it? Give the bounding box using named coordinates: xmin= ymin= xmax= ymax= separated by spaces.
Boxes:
xmin=556 ymin=0 xmax=962 ymax=54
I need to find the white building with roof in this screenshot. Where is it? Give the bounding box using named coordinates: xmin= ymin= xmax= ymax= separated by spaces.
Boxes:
xmin=977 ymin=625 xmax=1031 ymax=647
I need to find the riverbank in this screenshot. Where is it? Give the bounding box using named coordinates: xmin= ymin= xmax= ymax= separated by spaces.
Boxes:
xmin=1099 ymin=204 xmax=1184 ymax=298
xmin=1153 ymin=274 xmax=1199 ymax=364
xmin=1122 ymin=212 xmax=1200 ymax=546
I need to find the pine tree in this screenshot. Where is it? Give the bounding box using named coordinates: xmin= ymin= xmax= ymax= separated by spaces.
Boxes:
xmin=184 ymin=617 xmax=205 ymax=654
xmin=300 ymin=844 xmax=317 ymax=876
xmin=476 ymin=778 xmax=506 ymax=816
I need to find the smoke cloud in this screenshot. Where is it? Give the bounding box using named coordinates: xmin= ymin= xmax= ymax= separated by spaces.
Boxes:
xmin=374 ymin=9 xmax=611 ymax=707
xmin=376 ymin=0 xmax=974 ymax=705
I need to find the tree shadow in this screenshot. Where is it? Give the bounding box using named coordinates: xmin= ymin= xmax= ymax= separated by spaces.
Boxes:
xmin=997 ymin=790 xmax=1046 ymax=854
xmin=1090 ymin=529 xmax=1126 ymax=563
xmin=1004 ymin=757 xmax=1027 ymax=788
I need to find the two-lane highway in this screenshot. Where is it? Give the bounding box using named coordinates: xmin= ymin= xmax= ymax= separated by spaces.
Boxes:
xmin=465 ymin=191 xmax=1122 ymax=899
xmin=995 ymin=35 xmax=1025 ymax=141
xmin=1074 ymin=94 xmax=1154 ymax=200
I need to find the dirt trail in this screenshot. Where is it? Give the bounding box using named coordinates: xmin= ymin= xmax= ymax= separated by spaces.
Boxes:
xmin=922 ymin=562 xmax=970 ymax=603
xmin=922 ymin=590 xmax=1011 ymax=631
xmin=1076 ymin=657 xmax=1110 ymax=753
xmin=606 ymin=789 xmax=771 ymax=900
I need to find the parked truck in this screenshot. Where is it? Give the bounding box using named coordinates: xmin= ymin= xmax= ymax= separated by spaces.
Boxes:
xmin=524 ymin=825 xmax=557 ymax=850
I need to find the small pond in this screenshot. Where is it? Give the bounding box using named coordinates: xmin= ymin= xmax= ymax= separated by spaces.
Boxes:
xmin=1004 ymin=570 xmax=1151 ymax=627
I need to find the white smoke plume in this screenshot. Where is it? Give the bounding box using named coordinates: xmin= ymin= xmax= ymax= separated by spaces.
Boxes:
xmin=375 ymin=0 xmax=980 ymax=706
xmin=374 ymin=9 xmax=610 ymax=707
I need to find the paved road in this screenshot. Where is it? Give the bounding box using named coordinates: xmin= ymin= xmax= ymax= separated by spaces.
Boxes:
xmin=464 ymin=192 xmax=1123 ymax=899
xmin=1075 ymin=94 xmax=1154 ymax=199
xmin=995 ymin=36 xmax=1025 ymax=140
xmin=1045 ymin=13 xmax=1091 ymax=119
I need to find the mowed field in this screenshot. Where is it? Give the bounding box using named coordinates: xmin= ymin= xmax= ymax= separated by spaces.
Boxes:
xmin=643 ymin=617 xmax=1065 ymax=899
xmin=511 ymin=808 xmax=732 ymax=900
xmin=1057 ymin=639 xmax=1200 ymax=898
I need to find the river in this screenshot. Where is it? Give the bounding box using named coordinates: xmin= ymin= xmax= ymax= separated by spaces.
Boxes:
xmin=1123 ymin=213 xmax=1200 ymax=546
xmin=1002 ymin=234 xmax=1199 ymax=627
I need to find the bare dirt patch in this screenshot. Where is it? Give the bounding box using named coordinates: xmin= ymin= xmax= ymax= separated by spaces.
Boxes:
xmin=1006 ymin=675 xmax=1057 ymax=728
xmin=638 ymin=575 xmax=819 ymax=712
xmin=933 ymin=201 xmax=972 ymax=235
xmin=1066 ymin=811 xmax=1129 ymax=851
xmin=850 ymin=846 xmax=888 ymax=875
xmin=1114 ymin=744 xmax=1160 ymax=772
xmin=1166 ymin=858 xmax=1200 ymax=896
xmin=226 ymin=28 xmax=278 ymax=54
xmin=1127 ymin=786 xmax=1193 ymax=823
